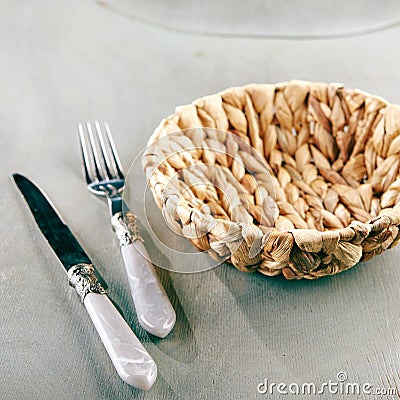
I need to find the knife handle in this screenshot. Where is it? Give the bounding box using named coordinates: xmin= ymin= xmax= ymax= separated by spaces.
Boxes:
xmin=112 ymin=212 xmax=176 ymax=338
xmin=84 ymin=292 xmax=157 ymax=390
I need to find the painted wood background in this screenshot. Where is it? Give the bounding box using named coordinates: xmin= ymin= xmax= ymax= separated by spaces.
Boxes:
xmin=2 ymin=1 xmax=400 ymax=398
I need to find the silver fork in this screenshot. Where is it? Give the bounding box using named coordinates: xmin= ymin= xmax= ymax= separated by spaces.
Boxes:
xmin=78 ymin=121 xmax=176 ymax=338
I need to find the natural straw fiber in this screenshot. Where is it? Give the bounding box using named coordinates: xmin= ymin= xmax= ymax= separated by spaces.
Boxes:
xmin=142 ymin=80 xmax=400 ymax=279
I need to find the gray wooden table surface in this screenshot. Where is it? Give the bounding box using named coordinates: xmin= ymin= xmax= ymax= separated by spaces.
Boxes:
xmin=2 ymin=1 xmax=400 ymax=399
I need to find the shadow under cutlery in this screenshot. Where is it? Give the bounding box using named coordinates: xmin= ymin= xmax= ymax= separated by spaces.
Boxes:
xmin=150 ymin=267 xmax=198 ymax=363
xmin=121 ymin=219 xmax=199 ymax=363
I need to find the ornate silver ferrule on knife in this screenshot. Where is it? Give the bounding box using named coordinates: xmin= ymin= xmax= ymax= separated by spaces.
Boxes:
xmin=67 ymin=263 xmax=106 ymax=302
xmin=12 ymin=174 xmax=157 ymax=390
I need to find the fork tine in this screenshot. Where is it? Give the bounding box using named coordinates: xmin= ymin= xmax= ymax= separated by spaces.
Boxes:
xmin=78 ymin=123 xmax=94 ymax=184
xmin=94 ymin=121 xmax=113 ymax=180
xmin=86 ymin=122 xmax=104 ymax=181
xmin=103 ymin=121 xmax=124 ymax=179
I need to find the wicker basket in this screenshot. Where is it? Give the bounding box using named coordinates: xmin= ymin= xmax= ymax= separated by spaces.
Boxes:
xmin=142 ymin=80 xmax=400 ymax=279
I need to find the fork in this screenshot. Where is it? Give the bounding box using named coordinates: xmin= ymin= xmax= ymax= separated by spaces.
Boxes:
xmin=78 ymin=121 xmax=176 ymax=338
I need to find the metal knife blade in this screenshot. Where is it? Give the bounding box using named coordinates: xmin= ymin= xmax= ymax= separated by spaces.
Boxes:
xmin=12 ymin=173 xmax=92 ymax=270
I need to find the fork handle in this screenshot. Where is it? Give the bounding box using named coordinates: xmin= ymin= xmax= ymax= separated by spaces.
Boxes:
xmin=112 ymin=212 xmax=176 ymax=338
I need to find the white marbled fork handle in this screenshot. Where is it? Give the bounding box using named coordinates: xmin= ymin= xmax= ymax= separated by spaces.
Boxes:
xmin=112 ymin=212 xmax=176 ymax=338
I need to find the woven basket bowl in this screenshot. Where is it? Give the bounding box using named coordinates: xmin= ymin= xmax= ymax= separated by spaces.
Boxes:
xmin=142 ymin=80 xmax=400 ymax=279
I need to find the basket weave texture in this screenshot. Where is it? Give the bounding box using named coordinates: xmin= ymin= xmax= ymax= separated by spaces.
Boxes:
xmin=142 ymin=81 xmax=400 ymax=279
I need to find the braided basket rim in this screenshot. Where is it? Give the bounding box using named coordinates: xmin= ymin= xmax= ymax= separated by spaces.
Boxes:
xmin=142 ymin=80 xmax=400 ymax=279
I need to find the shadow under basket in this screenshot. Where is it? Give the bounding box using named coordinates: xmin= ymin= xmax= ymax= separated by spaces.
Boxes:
xmin=142 ymin=80 xmax=400 ymax=279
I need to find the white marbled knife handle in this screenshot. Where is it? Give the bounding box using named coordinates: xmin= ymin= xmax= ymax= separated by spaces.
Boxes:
xmin=112 ymin=212 xmax=176 ymax=338
xmin=84 ymin=293 xmax=157 ymax=390
xmin=68 ymin=265 xmax=157 ymax=390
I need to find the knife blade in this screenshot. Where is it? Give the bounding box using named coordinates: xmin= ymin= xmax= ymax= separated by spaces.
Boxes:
xmin=13 ymin=174 xmax=92 ymax=270
xmin=12 ymin=173 xmax=157 ymax=390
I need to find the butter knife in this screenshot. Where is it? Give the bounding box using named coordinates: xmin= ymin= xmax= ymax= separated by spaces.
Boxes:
xmin=12 ymin=174 xmax=157 ymax=390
